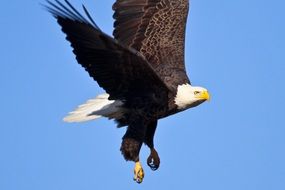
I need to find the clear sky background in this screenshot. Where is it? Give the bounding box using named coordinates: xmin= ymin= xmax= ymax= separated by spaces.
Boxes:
xmin=1 ymin=0 xmax=285 ymax=189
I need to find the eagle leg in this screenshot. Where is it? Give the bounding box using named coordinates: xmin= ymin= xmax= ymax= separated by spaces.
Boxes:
xmin=121 ymin=118 xmax=147 ymax=183
xmin=120 ymin=138 xmax=142 ymax=161
xmin=120 ymin=138 xmax=144 ymax=183
xmin=144 ymin=120 xmax=160 ymax=170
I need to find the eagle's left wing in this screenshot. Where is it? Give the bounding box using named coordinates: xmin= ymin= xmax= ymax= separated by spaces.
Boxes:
xmin=45 ymin=0 xmax=170 ymax=100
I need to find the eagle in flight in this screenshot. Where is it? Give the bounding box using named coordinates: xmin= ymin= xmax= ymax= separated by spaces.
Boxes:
xmin=45 ymin=0 xmax=210 ymax=183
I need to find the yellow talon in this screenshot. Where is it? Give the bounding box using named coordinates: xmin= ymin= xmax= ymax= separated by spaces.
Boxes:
xmin=133 ymin=162 xmax=144 ymax=183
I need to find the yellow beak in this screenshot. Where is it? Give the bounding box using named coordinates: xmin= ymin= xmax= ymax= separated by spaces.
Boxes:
xmin=197 ymin=90 xmax=211 ymax=101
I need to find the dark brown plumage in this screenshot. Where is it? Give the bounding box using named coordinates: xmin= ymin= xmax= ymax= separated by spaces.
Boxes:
xmin=45 ymin=0 xmax=210 ymax=183
xmin=113 ymin=0 xmax=190 ymax=90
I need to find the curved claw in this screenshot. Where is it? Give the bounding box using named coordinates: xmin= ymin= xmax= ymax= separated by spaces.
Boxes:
xmin=147 ymin=148 xmax=160 ymax=171
xmin=133 ymin=162 xmax=144 ymax=184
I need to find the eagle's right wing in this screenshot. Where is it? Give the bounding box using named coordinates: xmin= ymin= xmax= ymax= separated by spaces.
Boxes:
xmin=45 ymin=0 xmax=169 ymax=100
xmin=113 ymin=0 xmax=191 ymax=89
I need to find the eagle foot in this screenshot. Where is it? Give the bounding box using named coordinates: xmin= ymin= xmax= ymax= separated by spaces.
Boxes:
xmin=133 ymin=162 xmax=144 ymax=184
xmin=147 ymin=148 xmax=160 ymax=171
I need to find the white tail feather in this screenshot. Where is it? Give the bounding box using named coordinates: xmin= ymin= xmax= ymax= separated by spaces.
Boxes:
xmin=63 ymin=94 xmax=123 ymax=123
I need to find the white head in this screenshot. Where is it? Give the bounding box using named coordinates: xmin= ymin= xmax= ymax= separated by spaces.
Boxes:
xmin=175 ymin=83 xmax=210 ymax=110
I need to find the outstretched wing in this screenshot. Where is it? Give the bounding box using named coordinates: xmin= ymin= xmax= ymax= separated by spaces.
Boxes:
xmin=45 ymin=0 xmax=169 ymax=100
xmin=113 ymin=0 xmax=190 ymax=89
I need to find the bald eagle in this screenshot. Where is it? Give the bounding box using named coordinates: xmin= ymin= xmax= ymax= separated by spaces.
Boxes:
xmin=45 ymin=0 xmax=210 ymax=183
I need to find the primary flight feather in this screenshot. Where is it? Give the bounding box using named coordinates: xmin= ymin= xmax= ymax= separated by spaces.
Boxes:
xmin=45 ymin=0 xmax=210 ymax=183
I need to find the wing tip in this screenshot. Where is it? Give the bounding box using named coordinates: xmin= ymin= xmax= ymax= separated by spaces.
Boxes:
xmin=43 ymin=0 xmax=100 ymax=30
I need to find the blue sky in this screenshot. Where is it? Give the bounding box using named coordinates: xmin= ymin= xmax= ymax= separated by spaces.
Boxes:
xmin=1 ymin=0 xmax=285 ymax=189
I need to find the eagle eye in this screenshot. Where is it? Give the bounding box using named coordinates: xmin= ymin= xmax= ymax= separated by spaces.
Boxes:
xmin=194 ymin=91 xmax=200 ymax=95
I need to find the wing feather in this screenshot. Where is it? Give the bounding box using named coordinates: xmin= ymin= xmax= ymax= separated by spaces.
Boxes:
xmin=113 ymin=0 xmax=191 ymax=89
xmin=45 ymin=0 xmax=170 ymax=100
